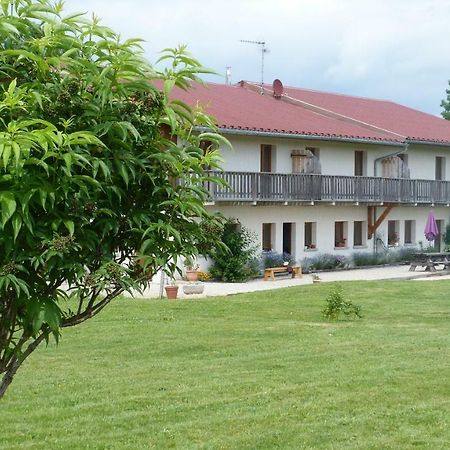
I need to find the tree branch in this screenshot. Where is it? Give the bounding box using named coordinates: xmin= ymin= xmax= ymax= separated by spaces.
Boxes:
xmin=61 ymin=287 xmax=124 ymax=328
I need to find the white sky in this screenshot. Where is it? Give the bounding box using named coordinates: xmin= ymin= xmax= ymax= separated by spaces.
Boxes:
xmin=62 ymin=0 xmax=450 ymax=116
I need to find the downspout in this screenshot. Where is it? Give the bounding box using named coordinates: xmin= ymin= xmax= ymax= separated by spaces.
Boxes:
xmin=372 ymin=142 xmax=409 ymax=254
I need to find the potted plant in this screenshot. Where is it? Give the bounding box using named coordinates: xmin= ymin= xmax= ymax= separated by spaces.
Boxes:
xmin=165 ymin=279 xmax=179 ymax=299
xmin=335 ymin=239 xmax=346 ymax=248
xmin=312 ymin=273 xmax=322 ymax=283
xmin=184 ymin=256 xmax=199 ymax=281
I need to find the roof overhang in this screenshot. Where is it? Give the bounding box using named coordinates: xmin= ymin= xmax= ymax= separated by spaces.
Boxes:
xmin=405 ymin=139 xmax=450 ymax=148
xmin=196 ymin=126 xmax=404 ymax=147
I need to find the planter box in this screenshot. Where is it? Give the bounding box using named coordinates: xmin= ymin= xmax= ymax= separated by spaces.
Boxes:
xmin=183 ymin=282 xmax=205 ymax=295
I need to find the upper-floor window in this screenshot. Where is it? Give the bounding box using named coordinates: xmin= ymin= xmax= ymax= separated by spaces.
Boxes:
xmin=354 ymin=151 xmax=366 ymax=176
xmin=436 ymin=157 xmax=445 ymax=181
xmin=260 ymin=144 xmax=274 ymax=173
xmin=382 ymin=156 xmax=409 ymax=179
xmin=306 ymin=147 xmax=319 ymax=158
xmin=291 ymin=147 xmax=321 ymax=174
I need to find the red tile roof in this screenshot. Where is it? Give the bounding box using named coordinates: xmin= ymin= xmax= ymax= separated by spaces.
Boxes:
xmin=277 ymin=83 xmax=450 ymax=144
xmin=167 ymin=80 xmax=450 ymax=145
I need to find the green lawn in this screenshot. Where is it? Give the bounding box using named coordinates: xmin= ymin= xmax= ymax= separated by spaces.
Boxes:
xmin=1 ymin=280 xmax=449 ymax=449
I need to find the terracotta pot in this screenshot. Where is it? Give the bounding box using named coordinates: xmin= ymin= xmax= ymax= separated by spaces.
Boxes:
xmin=165 ymin=285 xmax=179 ymax=299
xmin=185 ymin=270 xmax=199 ymax=282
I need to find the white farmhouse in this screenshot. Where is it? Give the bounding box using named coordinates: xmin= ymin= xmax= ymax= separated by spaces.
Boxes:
xmin=174 ymin=80 xmax=450 ymax=259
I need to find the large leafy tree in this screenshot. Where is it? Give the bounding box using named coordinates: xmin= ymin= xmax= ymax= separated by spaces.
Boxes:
xmin=0 ymin=0 xmax=226 ymax=398
xmin=442 ymin=81 xmax=450 ymax=119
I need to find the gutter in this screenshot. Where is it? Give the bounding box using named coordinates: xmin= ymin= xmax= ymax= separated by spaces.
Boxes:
xmin=196 ymin=126 xmax=404 ymax=147
xmin=405 ymin=139 xmax=450 ymax=148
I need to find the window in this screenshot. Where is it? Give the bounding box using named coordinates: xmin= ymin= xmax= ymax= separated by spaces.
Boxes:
xmin=381 ymin=155 xmax=409 ymax=178
xmin=353 ymin=221 xmax=366 ymax=246
xmin=304 ymin=222 xmax=317 ymax=249
xmin=404 ymin=220 xmax=415 ymax=244
xmin=388 ymin=220 xmax=400 ymax=246
xmin=436 ymin=156 xmax=445 ymax=181
xmin=283 ymin=222 xmax=295 ymax=256
xmin=435 ymin=220 xmax=444 ymax=252
xmin=200 ymin=140 xmax=213 ymax=170
xmin=159 ymin=123 xmax=177 ymax=143
xmin=354 ymin=151 xmax=366 ymax=176
xmin=306 ymin=147 xmax=319 ymax=158
xmin=334 ymin=221 xmax=348 ymax=248
xmin=262 ymin=223 xmax=274 ymax=251
xmin=291 ymin=148 xmax=320 ymax=174
xmin=398 ymin=153 xmax=408 ymax=166
xmin=260 ymin=144 xmax=273 ymax=172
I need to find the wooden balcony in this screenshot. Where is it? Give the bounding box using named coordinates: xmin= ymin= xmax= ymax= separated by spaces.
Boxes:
xmin=204 ymin=171 xmax=450 ymax=204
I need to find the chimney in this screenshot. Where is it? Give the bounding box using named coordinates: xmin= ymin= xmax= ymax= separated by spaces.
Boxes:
xmin=273 ymin=79 xmax=283 ymax=99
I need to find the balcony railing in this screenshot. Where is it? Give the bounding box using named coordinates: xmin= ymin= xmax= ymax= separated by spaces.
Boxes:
xmin=204 ymin=171 xmax=450 ymax=204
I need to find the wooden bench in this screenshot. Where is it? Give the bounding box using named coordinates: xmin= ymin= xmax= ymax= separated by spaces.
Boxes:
xmin=264 ymin=266 xmax=302 ymax=281
xmin=409 ymin=252 xmax=450 ymax=272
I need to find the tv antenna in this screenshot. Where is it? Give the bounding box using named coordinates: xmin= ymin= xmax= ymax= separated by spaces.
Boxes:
xmin=240 ymin=39 xmax=268 ymax=94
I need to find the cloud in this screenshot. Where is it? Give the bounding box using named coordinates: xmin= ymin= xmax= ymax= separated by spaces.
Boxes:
xmin=62 ymin=0 xmax=450 ymax=115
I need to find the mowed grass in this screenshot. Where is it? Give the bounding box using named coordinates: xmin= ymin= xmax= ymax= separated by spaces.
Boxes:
xmin=1 ymin=280 xmax=449 ymax=449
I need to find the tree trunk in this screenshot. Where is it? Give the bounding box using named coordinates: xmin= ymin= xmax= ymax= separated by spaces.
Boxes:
xmin=0 ymin=333 xmax=46 ymax=400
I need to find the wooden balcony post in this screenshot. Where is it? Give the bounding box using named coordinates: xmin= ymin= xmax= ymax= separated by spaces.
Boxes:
xmin=251 ymin=172 xmax=257 ymax=201
xmin=367 ymin=204 xmax=395 ymax=240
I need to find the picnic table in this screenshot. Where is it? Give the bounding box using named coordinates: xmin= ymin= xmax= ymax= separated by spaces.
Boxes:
xmin=409 ymin=252 xmax=450 ymax=272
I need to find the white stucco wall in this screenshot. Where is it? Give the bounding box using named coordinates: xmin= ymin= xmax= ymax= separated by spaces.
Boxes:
xmin=220 ymin=135 xmax=450 ymax=181
xmin=407 ymin=144 xmax=450 ymax=180
xmin=210 ymin=204 xmax=449 ymax=263
xmin=205 ymin=134 xmax=450 ymax=269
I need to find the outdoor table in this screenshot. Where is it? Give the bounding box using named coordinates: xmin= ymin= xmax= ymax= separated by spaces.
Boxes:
xmin=409 ymin=252 xmax=450 ymax=272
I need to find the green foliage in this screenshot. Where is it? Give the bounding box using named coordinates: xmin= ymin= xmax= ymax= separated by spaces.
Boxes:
xmin=322 ymin=285 xmax=362 ymax=320
xmin=351 ymin=251 xmax=389 ymax=267
xmin=0 ymin=0 xmax=227 ymax=397
xmin=1 ymin=281 xmax=450 ymax=448
xmin=301 ymin=253 xmax=347 ymax=272
xmin=441 ymin=81 xmax=450 ymax=120
xmin=209 ymin=219 xmax=259 ymax=282
xmin=352 ymin=248 xmax=418 ymax=267
xmin=443 ymin=224 xmax=450 ymax=250
xmin=261 ymin=251 xmax=296 ymax=269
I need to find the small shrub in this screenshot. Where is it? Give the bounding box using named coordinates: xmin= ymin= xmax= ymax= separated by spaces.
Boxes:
xmin=322 ymin=285 xmax=362 ymax=320
xmin=197 ymin=271 xmax=211 ymax=282
xmin=301 ymin=254 xmax=348 ymax=273
xmin=352 ymin=247 xmax=418 ymax=267
xmin=390 ymin=247 xmax=418 ymax=263
xmin=352 ymin=251 xmax=388 ymax=267
xmin=418 ymin=241 xmax=436 ymax=252
xmin=261 ymin=251 xmax=296 ymax=269
xmin=209 ymin=219 xmax=259 ymax=282
xmin=443 ymin=225 xmax=450 ymax=250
